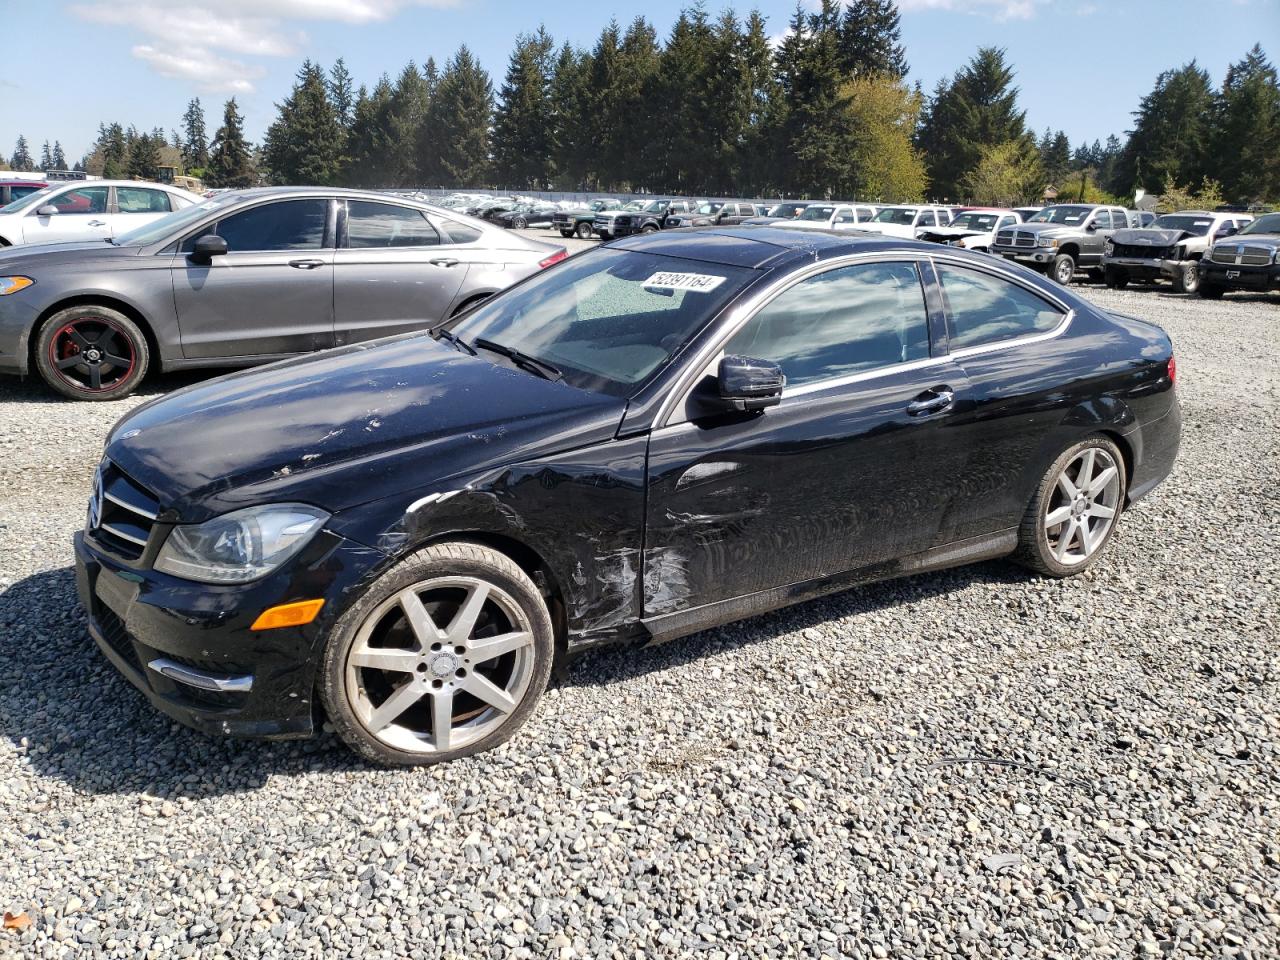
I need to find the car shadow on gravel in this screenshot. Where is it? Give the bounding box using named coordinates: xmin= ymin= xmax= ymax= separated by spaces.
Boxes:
xmin=0 ymin=567 xmax=364 ymax=798
xmin=1 ymin=558 xmax=1027 ymax=795
xmin=0 ymin=369 xmax=223 ymax=405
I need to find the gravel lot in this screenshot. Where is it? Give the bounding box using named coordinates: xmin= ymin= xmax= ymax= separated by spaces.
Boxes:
xmin=1 ymin=266 xmax=1277 ymax=958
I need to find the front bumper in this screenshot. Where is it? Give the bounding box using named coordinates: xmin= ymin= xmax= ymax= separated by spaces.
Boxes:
xmin=1198 ymin=258 xmax=1280 ymax=292
xmin=0 ymin=293 xmax=41 ymax=375
xmin=1102 ymin=255 xmax=1184 ymax=280
xmin=74 ymin=527 xmax=386 ymax=740
xmin=993 ymin=247 xmax=1057 ymax=268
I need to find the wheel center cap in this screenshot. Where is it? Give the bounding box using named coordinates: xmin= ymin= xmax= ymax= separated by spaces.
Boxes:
xmin=429 ymin=652 xmax=458 ymax=677
xmin=1072 ymin=498 xmax=1087 ymax=517
xmin=85 ymin=348 xmax=101 ymax=362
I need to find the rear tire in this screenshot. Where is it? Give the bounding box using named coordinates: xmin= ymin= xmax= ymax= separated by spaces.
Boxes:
xmin=1104 ymin=266 xmax=1129 ymax=290
xmin=512 ymin=216 xmax=527 ymax=230
xmin=1051 ymin=253 xmax=1077 ymax=285
xmin=35 ymin=304 xmax=150 ymax=401
xmin=1172 ymin=260 xmax=1199 ymax=294
xmin=319 ymin=541 xmax=554 ymax=767
xmin=1014 ymin=436 xmax=1127 ymax=578
xmin=575 ymin=221 xmax=593 ymax=240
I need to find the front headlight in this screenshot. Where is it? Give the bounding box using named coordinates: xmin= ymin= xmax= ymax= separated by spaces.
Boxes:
xmin=1036 ymin=237 xmax=1059 ymax=248
xmin=0 ymin=276 xmax=34 ymax=296
xmin=154 ymin=503 xmax=329 ymax=584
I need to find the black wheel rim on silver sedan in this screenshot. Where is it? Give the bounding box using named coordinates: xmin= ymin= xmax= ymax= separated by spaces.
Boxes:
xmin=1044 ymin=447 xmax=1121 ymax=565
xmin=344 ymin=577 xmax=535 ymax=754
xmin=48 ymin=318 xmax=135 ymax=393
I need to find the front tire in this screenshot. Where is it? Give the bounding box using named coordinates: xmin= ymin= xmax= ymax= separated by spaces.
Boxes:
xmin=640 ymin=224 xmax=659 ymax=235
xmin=1015 ymin=437 xmax=1127 ymax=578
xmin=1051 ymin=253 xmax=1077 ymax=285
xmin=34 ymin=304 xmax=150 ymax=401
xmin=1172 ymin=260 xmax=1199 ymax=294
xmin=512 ymin=216 xmax=527 ymax=230
xmin=575 ymin=221 xmax=593 ymax=240
xmin=319 ymin=541 xmax=554 ymax=767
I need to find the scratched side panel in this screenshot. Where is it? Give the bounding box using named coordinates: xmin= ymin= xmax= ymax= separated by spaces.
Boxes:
xmin=326 ymin=435 xmax=651 ymax=651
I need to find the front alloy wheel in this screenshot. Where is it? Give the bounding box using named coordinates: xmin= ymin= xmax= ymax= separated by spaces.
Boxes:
xmin=34 ymin=304 xmax=150 ymax=401
xmin=575 ymin=221 xmax=593 ymax=240
xmin=1051 ymin=253 xmax=1076 ymax=285
xmin=321 ymin=542 xmax=553 ymax=765
xmin=1016 ymin=437 xmax=1126 ymax=577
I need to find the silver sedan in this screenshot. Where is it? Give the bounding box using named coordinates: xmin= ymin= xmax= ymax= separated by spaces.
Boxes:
xmin=0 ymin=187 xmax=566 ymax=400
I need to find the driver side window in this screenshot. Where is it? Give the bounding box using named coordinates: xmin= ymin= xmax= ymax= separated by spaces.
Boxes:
xmin=724 ymin=261 xmax=932 ymax=388
xmin=181 ymin=199 xmax=328 ymax=253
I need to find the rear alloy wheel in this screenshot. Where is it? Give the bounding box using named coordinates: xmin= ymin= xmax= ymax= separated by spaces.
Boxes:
xmin=1104 ymin=266 xmax=1129 ymax=290
xmin=1173 ymin=260 xmax=1199 ymax=294
xmin=321 ymin=542 xmax=554 ymax=766
xmin=34 ymin=305 xmax=149 ymax=401
xmin=1051 ymin=253 xmax=1077 ymax=285
xmin=575 ymin=221 xmax=593 ymax=240
xmin=1015 ymin=437 xmax=1126 ymax=578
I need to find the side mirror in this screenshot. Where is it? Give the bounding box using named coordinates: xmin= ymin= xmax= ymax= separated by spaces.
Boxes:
xmin=36 ymin=204 xmax=59 ymax=217
xmin=717 ymin=355 xmax=784 ymax=412
xmin=189 ymin=234 xmax=228 ymax=264
xmin=1217 ymin=226 xmax=1237 ymax=238
xmin=1085 ymin=222 xmax=1098 ymax=232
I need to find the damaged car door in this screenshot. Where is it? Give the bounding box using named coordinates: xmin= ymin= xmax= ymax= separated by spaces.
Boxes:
xmin=642 ymin=258 xmax=970 ymax=628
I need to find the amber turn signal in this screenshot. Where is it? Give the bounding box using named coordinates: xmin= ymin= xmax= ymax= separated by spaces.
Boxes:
xmin=251 ymin=598 xmax=325 ymax=631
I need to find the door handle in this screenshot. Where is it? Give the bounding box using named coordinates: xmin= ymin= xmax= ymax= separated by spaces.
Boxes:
xmin=906 ymin=386 xmax=955 ymax=416
xmin=88 ymin=220 xmax=106 ymax=227
xmin=289 ymin=259 xmax=325 ymax=270
xmin=428 ymin=257 xmax=460 ymax=268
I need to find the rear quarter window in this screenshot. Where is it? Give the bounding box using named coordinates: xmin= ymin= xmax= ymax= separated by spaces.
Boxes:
xmin=937 ymin=265 xmax=1065 ymax=351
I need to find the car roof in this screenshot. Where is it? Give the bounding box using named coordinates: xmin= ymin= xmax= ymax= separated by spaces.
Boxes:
xmin=609 ymin=225 xmax=916 ymax=270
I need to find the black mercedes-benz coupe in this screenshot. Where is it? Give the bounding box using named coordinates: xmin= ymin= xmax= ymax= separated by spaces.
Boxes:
xmin=74 ymin=227 xmax=1180 ymax=766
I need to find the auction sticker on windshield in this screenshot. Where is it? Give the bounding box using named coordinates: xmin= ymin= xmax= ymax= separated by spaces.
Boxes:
xmin=643 ymin=272 xmax=727 ymax=292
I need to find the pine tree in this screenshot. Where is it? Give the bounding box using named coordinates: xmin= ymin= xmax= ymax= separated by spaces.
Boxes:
xmin=424 ymin=46 xmax=494 ymax=187
xmin=10 ymin=136 xmax=33 ymax=171
xmin=737 ymin=9 xmax=784 ymax=196
xmin=52 ymin=141 xmax=66 ymax=169
xmin=1209 ymin=45 xmax=1280 ymax=203
xmin=262 ymin=59 xmax=344 ymax=185
xmin=346 ymin=78 xmax=396 ymax=187
xmin=39 ymin=141 xmax=52 ymax=170
xmin=492 ymin=28 xmax=556 ymax=189
xmin=100 ymin=123 xmax=128 ymax=178
xmin=381 ymin=62 xmax=429 ymax=185
xmin=777 ymin=1 xmax=852 ymax=196
xmin=584 ymin=21 xmax=623 ymax=190
xmin=329 ymin=58 xmax=356 ymax=128
xmin=548 ymin=43 xmax=593 ymax=189
xmin=127 ymin=132 xmax=162 ymax=180
xmin=207 ymin=98 xmax=256 ymax=188
xmin=1039 ymin=129 xmax=1071 ymax=186
xmin=1115 ymin=62 xmax=1214 ymax=196
xmin=916 ymin=47 xmax=1028 ymax=200
xmin=647 ymin=10 xmax=714 ymax=192
xmin=181 ymin=98 xmax=209 ymax=170
xmin=837 ymin=0 xmax=908 ymax=78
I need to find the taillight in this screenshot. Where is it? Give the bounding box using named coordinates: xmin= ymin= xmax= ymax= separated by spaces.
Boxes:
xmin=1167 ymin=355 xmax=1177 ymax=386
xmin=538 ymin=249 xmax=568 ymax=269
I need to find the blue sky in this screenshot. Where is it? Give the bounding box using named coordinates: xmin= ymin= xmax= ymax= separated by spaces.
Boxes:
xmin=3 ymin=0 xmax=1277 ymax=165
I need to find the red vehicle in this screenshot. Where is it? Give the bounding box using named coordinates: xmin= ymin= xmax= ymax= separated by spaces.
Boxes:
xmin=0 ymin=180 xmax=48 ymax=207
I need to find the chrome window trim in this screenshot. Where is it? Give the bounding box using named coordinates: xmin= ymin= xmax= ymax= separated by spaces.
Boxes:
xmin=656 ymin=250 xmax=1074 ymax=429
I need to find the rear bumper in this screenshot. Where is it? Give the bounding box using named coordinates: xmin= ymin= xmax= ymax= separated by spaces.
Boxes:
xmin=1198 ymin=259 xmax=1280 ymax=292
xmin=1127 ymin=398 xmax=1181 ymax=506
xmin=73 ymin=528 xmax=386 ymax=740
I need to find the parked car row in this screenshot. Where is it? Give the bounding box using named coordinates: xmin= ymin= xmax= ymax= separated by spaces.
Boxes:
xmin=0 ymin=179 xmax=202 ymax=247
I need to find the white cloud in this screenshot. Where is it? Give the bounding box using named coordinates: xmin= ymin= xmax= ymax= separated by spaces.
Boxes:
xmin=71 ymin=0 xmax=458 ymax=93
xmin=898 ymin=0 xmax=1045 ymax=20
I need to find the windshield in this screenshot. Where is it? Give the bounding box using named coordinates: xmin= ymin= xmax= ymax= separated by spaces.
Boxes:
xmin=695 ymin=202 xmax=724 ymax=215
xmin=1029 ymin=205 xmax=1093 ymax=225
xmin=948 ymin=212 xmax=999 ymax=231
xmin=798 ymin=205 xmax=837 ymax=221
xmin=1 ymin=185 xmax=58 ymax=214
xmin=449 ymin=248 xmax=756 ymax=397
xmin=1151 ymin=215 xmax=1213 ymax=235
xmin=1239 ymin=213 xmax=1280 ymax=236
xmin=114 ymin=192 xmax=242 ymax=247
xmin=872 ymin=207 xmax=918 ymax=225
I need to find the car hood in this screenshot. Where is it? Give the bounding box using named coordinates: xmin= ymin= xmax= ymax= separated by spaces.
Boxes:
xmin=918 ymin=226 xmax=989 ymax=240
xmin=1009 ymin=222 xmax=1075 ymax=238
xmin=1111 ymin=228 xmax=1197 ymax=246
xmin=104 ymin=332 xmax=626 ymax=521
xmin=0 ymin=239 xmax=143 ymax=265
xmin=1213 ymin=232 xmax=1280 ymax=249
xmin=854 ymin=223 xmax=918 ymax=238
